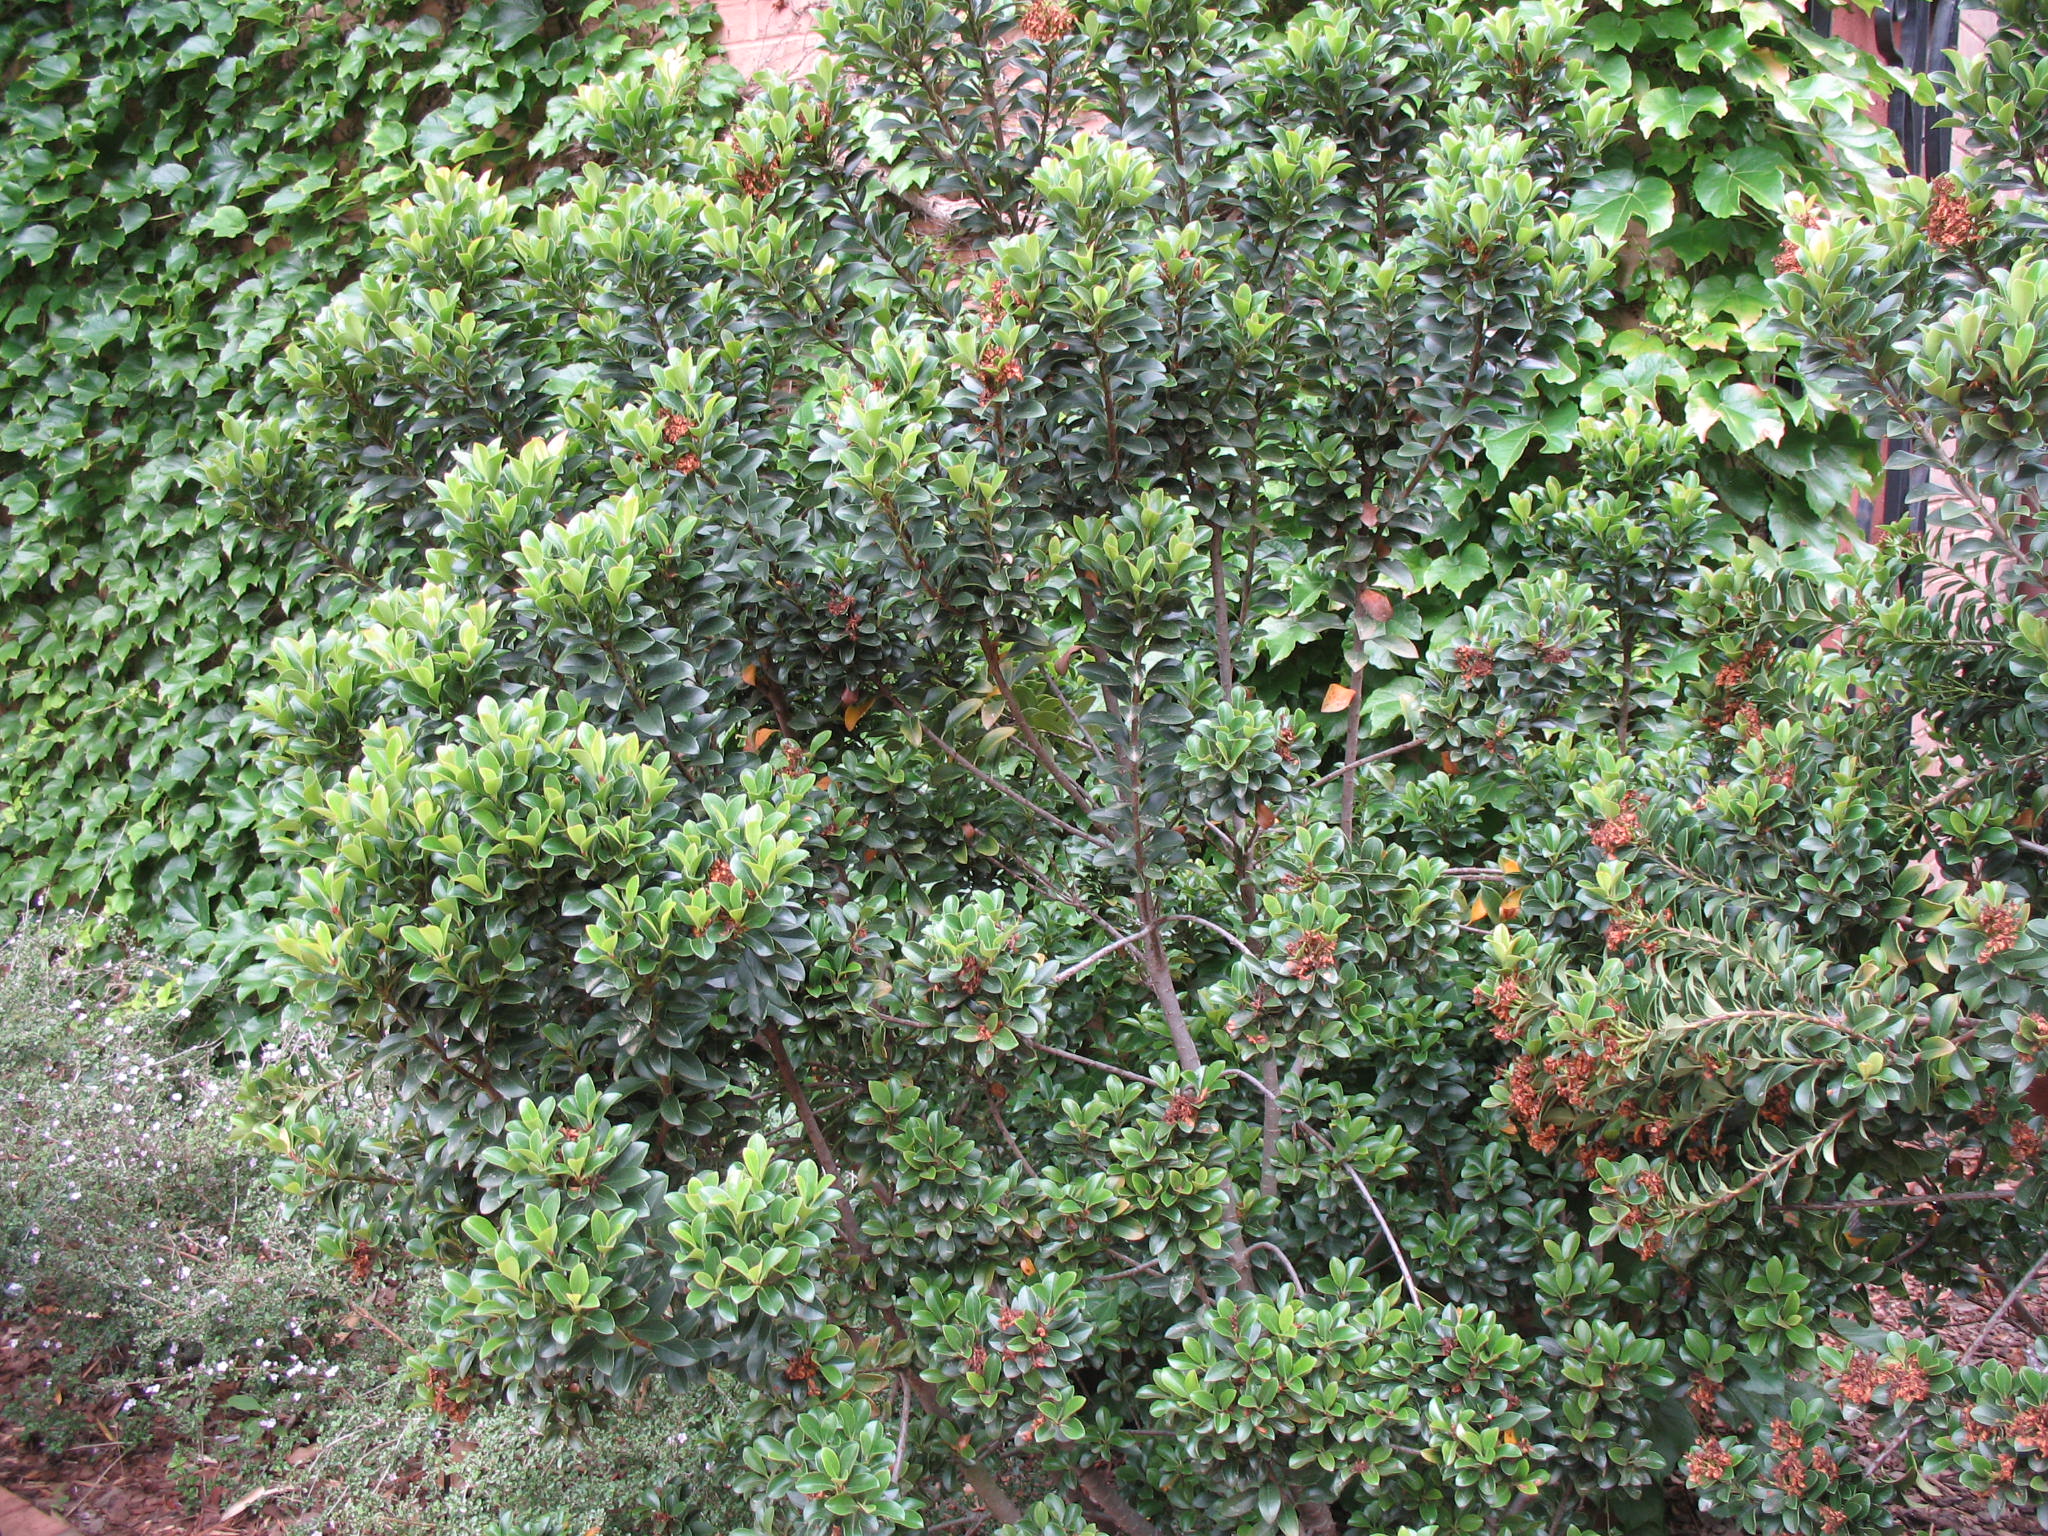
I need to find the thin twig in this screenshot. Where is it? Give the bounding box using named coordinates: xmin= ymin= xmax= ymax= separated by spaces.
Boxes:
xmin=1161 ymin=913 xmax=1258 ymax=959
xmin=1223 ymin=1067 xmax=1426 ymax=1310
xmin=1308 ymin=738 xmax=1422 ymax=791
xmin=1861 ymin=1238 xmax=2048 ymax=1481
xmin=891 ymin=1371 xmax=913 ymax=1483
xmin=987 ymin=1092 xmax=1039 ymax=1178
xmin=1788 ymin=1189 xmax=2017 ymax=1211
xmin=1244 ymin=1241 xmax=1303 ymax=1291
xmin=1052 ymin=929 xmax=1147 ymax=985
xmin=1960 ymin=1238 xmax=2048 ymax=1367
xmin=905 ymin=702 xmax=1110 ymax=848
xmin=342 ymin=1302 xmax=408 ymax=1349
xmin=1097 ymin=1257 xmax=1167 ymax=1282
xmin=1021 ymin=1037 xmax=1153 ymax=1086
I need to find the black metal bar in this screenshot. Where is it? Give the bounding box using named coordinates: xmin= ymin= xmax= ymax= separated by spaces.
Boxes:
xmin=1874 ymin=0 xmax=1961 ymax=536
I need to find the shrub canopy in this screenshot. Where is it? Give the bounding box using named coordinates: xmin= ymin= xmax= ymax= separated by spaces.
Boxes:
xmin=227 ymin=0 xmax=2048 ymax=1531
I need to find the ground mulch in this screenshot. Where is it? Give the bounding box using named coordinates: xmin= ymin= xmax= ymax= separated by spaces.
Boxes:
xmin=1872 ymin=1280 xmax=2042 ymax=1536
xmin=0 ymin=1318 xmax=294 ymax=1536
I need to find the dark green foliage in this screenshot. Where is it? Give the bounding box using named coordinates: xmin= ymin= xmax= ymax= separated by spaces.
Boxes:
xmin=216 ymin=0 xmax=2048 ymax=1534
xmin=0 ymin=0 xmax=734 ymax=985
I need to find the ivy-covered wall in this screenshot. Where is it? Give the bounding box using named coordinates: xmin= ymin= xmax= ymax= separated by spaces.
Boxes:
xmin=0 ymin=0 xmax=733 ymax=968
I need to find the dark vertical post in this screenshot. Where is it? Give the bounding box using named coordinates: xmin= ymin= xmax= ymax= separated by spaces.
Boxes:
xmin=1872 ymin=0 xmax=1962 ymax=536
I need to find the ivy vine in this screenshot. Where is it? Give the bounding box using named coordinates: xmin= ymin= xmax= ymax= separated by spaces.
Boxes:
xmin=0 ymin=0 xmax=736 ymax=985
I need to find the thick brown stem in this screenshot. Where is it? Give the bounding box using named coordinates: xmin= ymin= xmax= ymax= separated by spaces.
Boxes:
xmin=759 ymin=1023 xmax=841 ymax=1180
xmin=1136 ymin=908 xmax=1204 ymax=1076
xmin=1130 ymin=900 xmax=1253 ymax=1285
xmin=1259 ymin=1055 xmax=1282 ymax=1202
xmin=1338 ymin=663 xmax=1367 ymax=843
xmin=1209 ymin=523 xmax=1234 ymax=697
xmin=1079 ymin=1465 xmax=1168 ymax=1536
xmin=1615 ymin=624 xmax=1635 ymax=746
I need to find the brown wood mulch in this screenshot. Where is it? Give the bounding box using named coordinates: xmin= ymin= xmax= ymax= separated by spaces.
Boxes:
xmin=0 ymin=1318 xmax=294 ymax=1536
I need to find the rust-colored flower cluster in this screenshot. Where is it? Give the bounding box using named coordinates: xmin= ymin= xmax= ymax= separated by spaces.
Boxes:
xmin=783 ymin=1348 xmax=821 ymax=1383
xmin=660 ymin=410 xmax=701 ymax=475
xmin=734 ymin=155 xmax=783 ymax=198
xmin=1453 ymin=643 xmax=1496 ymax=682
xmin=1590 ymin=808 xmax=1639 ymax=855
xmin=427 ymin=1366 xmax=474 ymax=1422
xmin=1285 ymin=928 xmax=1339 ymax=978
xmin=1829 ymin=1350 xmax=1931 ymax=1406
xmin=1978 ymin=901 xmax=2023 ymax=961
xmin=1020 ymin=0 xmax=1076 ymax=41
xmin=1605 ymin=906 xmax=1664 ymax=953
xmin=976 ymin=341 xmax=1024 ymax=397
xmin=1477 ymin=970 xmax=1524 ymax=1040
xmin=825 ymin=591 xmax=862 ymax=636
xmin=1686 ymin=1440 xmax=1734 ymax=1484
xmin=1924 ymin=176 xmax=1983 ymax=250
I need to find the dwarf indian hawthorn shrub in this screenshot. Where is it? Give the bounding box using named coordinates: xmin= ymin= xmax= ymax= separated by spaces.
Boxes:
xmin=218 ymin=0 xmax=2048 ymax=1530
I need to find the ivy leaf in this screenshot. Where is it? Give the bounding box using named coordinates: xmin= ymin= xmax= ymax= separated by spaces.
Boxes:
xmin=1584 ymin=14 xmax=1641 ymax=48
xmin=191 ymin=205 xmax=248 ymax=238
xmin=1711 ymin=382 xmax=1786 ymax=448
xmin=485 ymin=0 xmax=547 ymax=47
xmin=366 ymin=118 xmax=411 ymax=161
xmin=1482 ymin=420 xmax=1540 ymax=475
xmin=413 ymin=110 xmax=476 ymax=161
xmin=1419 ymin=543 xmax=1492 ymax=597
xmin=10 ymin=224 xmax=60 ymax=264
xmin=1637 ymin=86 xmax=1727 ymax=138
xmin=1656 ymin=217 xmax=1739 ymax=265
xmin=1253 ymin=611 xmax=1339 ymax=666
xmin=1571 ymin=169 xmax=1676 ymax=241
xmin=1693 ymin=147 xmax=1790 ymax=219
